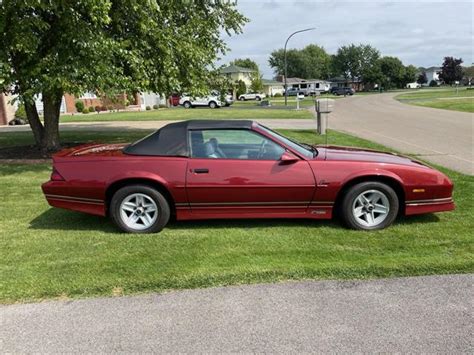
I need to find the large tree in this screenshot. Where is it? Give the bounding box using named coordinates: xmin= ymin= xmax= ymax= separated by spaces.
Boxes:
xmin=268 ymin=44 xmax=331 ymax=79
xmin=229 ymin=58 xmax=259 ymax=71
xmin=438 ymin=57 xmax=464 ymax=85
xmin=417 ymin=71 xmax=428 ymax=85
xmin=332 ymin=44 xmax=380 ymax=85
xmin=0 ymin=1 xmax=246 ymax=152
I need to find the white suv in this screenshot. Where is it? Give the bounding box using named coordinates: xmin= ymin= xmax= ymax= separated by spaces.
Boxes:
xmin=180 ymin=91 xmax=233 ymax=109
xmin=238 ymin=92 xmax=266 ymax=101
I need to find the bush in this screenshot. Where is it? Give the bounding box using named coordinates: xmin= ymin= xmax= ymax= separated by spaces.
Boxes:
xmin=153 ymin=104 xmax=159 ymax=110
xmin=88 ymin=106 xmax=95 ymax=113
xmin=75 ymin=100 xmax=84 ymax=113
xmin=94 ymin=105 xmax=102 ymax=113
xmin=107 ymin=105 xmax=114 ymax=111
xmin=100 ymin=105 xmax=107 ymax=111
xmin=82 ymin=107 xmax=90 ymax=114
xmin=159 ymin=104 xmax=167 ymax=108
xmin=14 ymin=104 xmax=27 ymax=120
xmin=429 ymin=80 xmax=438 ymax=87
xmin=273 ymin=92 xmax=282 ymax=98
xmin=146 ymin=105 xmax=151 ymax=110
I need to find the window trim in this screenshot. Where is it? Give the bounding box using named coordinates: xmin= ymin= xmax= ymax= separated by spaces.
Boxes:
xmin=187 ymin=128 xmax=287 ymax=161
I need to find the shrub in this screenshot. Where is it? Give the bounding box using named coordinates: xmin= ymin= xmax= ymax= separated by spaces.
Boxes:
xmin=100 ymin=105 xmax=107 ymax=111
xmin=273 ymin=92 xmax=282 ymax=98
xmin=75 ymin=100 xmax=84 ymax=112
xmin=94 ymin=105 xmax=102 ymax=113
xmin=88 ymin=106 xmax=95 ymax=113
xmin=159 ymin=104 xmax=167 ymax=108
xmin=82 ymin=107 xmax=90 ymax=114
xmin=153 ymin=104 xmax=159 ymax=110
xmin=14 ymin=104 xmax=27 ymax=120
xmin=429 ymin=80 xmax=438 ymax=87
xmin=146 ymin=105 xmax=151 ymax=110
xmin=107 ymin=105 xmax=114 ymax=111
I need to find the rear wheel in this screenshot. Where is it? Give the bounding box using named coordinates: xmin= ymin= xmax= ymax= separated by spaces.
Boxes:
xmin=110 ymin=185 xmax=170 ymax=233
xmin=341 ymin=182 xmax=398 ymax=230
xmin=256 ymin=96 xmax=262 ymax=101
xmin=209 ymin=101 xmax=217 ymax=109
xmin=183 ymin=101 xmax=192 ymax=109
xmin=239 ymin=96 xmax=245 ymax=101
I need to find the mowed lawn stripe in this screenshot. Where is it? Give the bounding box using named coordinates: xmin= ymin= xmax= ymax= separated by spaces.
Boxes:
xmin=0 ymin=129 xmax=472 ymax=304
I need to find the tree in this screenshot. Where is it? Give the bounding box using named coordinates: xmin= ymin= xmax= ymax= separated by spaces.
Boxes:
xmin=268 ymin=44 xmax=331 ymax=79
xmin=417 ymin=71 xmax=428 ymax=85
xmin=402 ymin=65 xmax=418 ymax=86
xmin=438 ymin=57 xmax=464 ymax=85
xmin=250 ymin=71 xmax=263 ymax=92
xmin=229 ymin=58 xmax=259 ymax=71
xmin=332 ymin=44 xmax=380 ymax=86
xmin=0 ymin=1 xmax=246 ymax=152
xmin=379 ymin=56 xmax=406 ymax=89
xmin=235 ymin=80 xmax=247 ymax=98
xmin=463 ymin=66 xmax=474 ymax=86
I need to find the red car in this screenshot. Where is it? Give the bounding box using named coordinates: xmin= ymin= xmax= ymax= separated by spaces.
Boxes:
xmin=42 ymin=120 xmax=454 ymax=233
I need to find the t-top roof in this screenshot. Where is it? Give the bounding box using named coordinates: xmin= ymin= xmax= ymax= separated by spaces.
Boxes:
xmin=123 ymin=120 xmax=254 ymax=156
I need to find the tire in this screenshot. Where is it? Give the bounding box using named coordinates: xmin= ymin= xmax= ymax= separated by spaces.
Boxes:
xmin=239 ymin=96 xmax=245 ymax=101
xmin=256 ymin=96 xmax=262 ymax=101
xmin=209 ymin=101 xmax=217 ymax=109
xmin=110 ymin=185 xmax=170 ymax=234
xmin=340 ymin=181 xmax=399 ymax=230
xmin=183 ymin=101 xmax=192 ymax=109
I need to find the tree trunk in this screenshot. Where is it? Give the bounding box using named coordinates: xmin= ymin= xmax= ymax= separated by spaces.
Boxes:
xmin=41 ymin=90 xmax=63 ymax=152
xmin=25 ymin=99 xmax=44 ymax=148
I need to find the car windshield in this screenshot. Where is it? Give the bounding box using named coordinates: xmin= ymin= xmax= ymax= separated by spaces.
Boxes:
xmin=257 ymin=124 xmax=316 ymax=158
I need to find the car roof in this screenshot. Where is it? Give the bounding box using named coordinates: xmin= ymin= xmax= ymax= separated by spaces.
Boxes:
xmin=123 ymin=120 xmax=255 ymax=157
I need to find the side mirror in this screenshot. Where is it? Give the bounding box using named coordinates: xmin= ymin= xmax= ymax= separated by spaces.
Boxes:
xmin=279 ymin=151 xmax=299 ymax=164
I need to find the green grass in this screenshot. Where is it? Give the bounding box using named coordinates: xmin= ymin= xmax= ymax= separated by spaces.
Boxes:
xmin=0 ymin=129 xmax=473 ymax=304
xmin=396 ymin=88 xmax=474 ymax=113
xmin=59 ymin=106 xmax=313 ymax=123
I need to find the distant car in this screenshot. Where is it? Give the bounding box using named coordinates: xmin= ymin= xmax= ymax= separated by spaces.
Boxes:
xmin=406 ymin=82 xmax=421 ymax=89
xmin=179 ymin=93 xmax=223 ymax=109
xmin=238 ymin=92 xmax=266 ymax=101
xmin=42 ymin=120 xmax=455 ymax=233
xmin=331 ymin=87 xmax=355 ymax=96
xmin=285 ymin=88 xmax=305 ymax=97
xmin=223 ymin=94 xmax=234 ymax=107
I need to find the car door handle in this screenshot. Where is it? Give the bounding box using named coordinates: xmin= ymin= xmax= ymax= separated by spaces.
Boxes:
xmin=193 ymin=168 xmax=209 ymax=174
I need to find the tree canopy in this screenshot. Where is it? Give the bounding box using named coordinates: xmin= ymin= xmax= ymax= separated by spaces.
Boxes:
xmin=268 ymin=44 xmax=331 ymax=79
xmin=229 ymin=58 xmax=259 ymax=71
xmin=0 ymin=0 xmax=247 ymax=151
xmin=439 ymin=57 xmax=464 ymax=85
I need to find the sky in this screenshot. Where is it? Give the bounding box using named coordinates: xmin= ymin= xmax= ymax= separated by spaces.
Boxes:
xmin=220 ymin=0 xmax=473 ymax=78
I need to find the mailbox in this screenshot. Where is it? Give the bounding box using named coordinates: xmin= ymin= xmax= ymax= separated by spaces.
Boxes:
xmin=316 ymin=98 xmax=335 ymax=113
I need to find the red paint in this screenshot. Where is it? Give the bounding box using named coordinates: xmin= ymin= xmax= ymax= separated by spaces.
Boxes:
xmin=42 ymin=124 xmax=455 ymax=223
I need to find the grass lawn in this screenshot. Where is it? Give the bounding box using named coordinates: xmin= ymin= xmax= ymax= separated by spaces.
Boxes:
xmin=59 ymin=106 xmax=313 ymax=123
xmin=0 ymin=129 xmax=472 ymax=304
xmin=396 ymin=88 xmax=474 ymax=113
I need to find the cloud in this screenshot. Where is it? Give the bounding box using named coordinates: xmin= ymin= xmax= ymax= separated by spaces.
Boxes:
xmin=220 ymin=0 xmax=473 ymax=78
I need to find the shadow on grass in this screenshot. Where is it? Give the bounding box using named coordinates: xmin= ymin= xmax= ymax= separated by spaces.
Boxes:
xmin=29 ymin=207 xmax=440 ymax=233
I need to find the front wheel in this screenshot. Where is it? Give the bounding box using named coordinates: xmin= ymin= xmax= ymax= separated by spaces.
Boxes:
xmin=209 ymin=101 xmax=217 ymax=109
xmin=183 ymin=101 xmax=192 ymax=109
xmin=341 ymin=182 xmax=399 ymax=230
xmin=110 ymin=185 xmax=170 ymax=233
xmin=239 ymin=96 xmax=245 ymax=101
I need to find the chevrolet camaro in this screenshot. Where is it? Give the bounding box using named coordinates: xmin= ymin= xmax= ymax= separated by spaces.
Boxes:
xmin=42 ymin=120 xmax=454 ymax=233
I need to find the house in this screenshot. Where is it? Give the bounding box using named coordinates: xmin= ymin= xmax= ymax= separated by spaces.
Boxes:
xmin=328 ymin=76 xmax=365 ymax=91
xmin=262 ymin=79 xmax=284 ymax=96
xmin=220 ymin=65 xmax=255 ymax=87
xmin=424 ymin=66 xmax=441 ymax=85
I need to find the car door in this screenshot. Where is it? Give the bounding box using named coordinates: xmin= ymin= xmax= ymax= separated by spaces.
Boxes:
xmin=186 ymin=129 xmax=316 ymax=217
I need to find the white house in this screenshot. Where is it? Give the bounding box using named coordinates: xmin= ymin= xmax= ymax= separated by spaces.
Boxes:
xmin=425 ymin=66 xmax=441 ymax=85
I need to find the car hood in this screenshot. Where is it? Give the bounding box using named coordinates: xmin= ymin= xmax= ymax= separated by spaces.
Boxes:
xmin=316 ymin=145 xmax=429 ymax=168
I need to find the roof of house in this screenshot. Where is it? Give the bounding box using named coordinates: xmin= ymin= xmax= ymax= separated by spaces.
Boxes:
xmin=425 ymin=66 xmax=441 ymax=71
xmin=220 ymin=65 xmax=256 ymax=74
xmin=262 ymin=79 xmax=283 ymax=86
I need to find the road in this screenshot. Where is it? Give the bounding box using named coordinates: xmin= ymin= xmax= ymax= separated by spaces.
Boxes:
xmin=329 ymin=92 xmax=473 ymax=174
xmin=1 ymin=274 xmax=472 ymax=353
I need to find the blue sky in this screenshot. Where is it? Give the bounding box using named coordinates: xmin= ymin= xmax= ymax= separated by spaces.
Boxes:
xmin=220 ymin=0 xmax=473 ymax=78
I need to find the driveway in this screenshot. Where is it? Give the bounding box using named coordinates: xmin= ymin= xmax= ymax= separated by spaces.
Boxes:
xmin=329 ymin=92 xmax=473 ymax=174
xmin=1 ymin=274 xmax=472 ymax=353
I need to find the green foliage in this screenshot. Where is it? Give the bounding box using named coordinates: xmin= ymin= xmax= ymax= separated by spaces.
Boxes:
xmin=107 ymin=105 xmax=114 ymax=111
xmin=273 ymin=92 xmax=282 ymax=97
xmin=429 ymin=80 xmax=438 ymax=87
xmin=75 ymin=100 xmax=85 ymax=113
xmin=250 ymin=71 xmax=264 ymax=92
xmin=14 ymin=104 xmax=27 ymax=120
xmin=88 ymin=106 xmax=95 ymax=113
xmin=236 ymin=80 xmax=247 ymax=97
xmin=332 ymin=44 xmax=381 ymax=84
xmin=82 ymin=108 xmax=90 ymax=114
xmin=403 ymin=65 xmax=418 ymax=86
xmin=152 ymin=104 xmax=159 ymax=110
xmin=438 ymin=57 xmax=463 ymax=85
xmin=379 ymin=56 xmax=415 ymax=89
xmin=269 ymin=44 xmax=331 ymax=79
xmin=229 ymin=58 xmax=259 ymax=71
xmin=417 ymin=72 xmax=428 ymax=85
xmin=0 ymin=0 xmax=247 ymax=149
xmin=145 ymin=105 xmax=151 ymax=111
xmin=462 ymin=66 xmax=474 ymax=85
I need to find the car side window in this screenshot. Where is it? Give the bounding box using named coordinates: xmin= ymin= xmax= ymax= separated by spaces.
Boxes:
xmin=189 ymin=129 xmax=285 ymax=160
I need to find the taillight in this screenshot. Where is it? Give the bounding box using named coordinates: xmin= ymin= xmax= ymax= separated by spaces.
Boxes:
xmin=51 ymin=167 xmax=65 ymax=181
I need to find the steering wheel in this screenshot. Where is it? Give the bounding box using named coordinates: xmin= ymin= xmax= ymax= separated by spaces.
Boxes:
xmin=257 ymin=140 xmax=267 ymax=159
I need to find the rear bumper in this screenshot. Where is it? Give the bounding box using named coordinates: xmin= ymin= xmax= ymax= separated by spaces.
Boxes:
xmin=405 ymin=197 xmax=455 ymax=216
xmin=42 ymin=181 xmax=106 ymax=216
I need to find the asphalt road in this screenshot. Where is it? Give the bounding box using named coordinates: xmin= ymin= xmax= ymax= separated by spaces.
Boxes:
xmin=1 ymin=274 xmax=472 ymax=353
xmin=329 ymin=92 xmax=473 ymax=175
